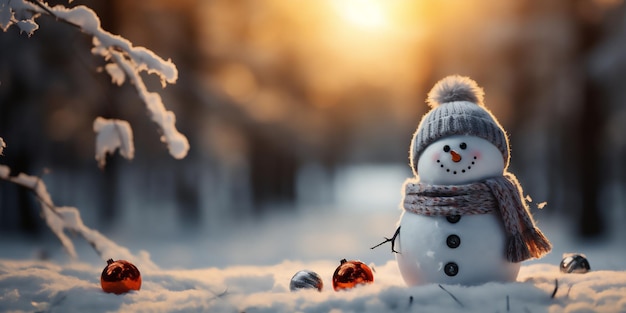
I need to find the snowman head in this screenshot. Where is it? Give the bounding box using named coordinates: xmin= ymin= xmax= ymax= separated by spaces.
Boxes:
xmin=417 ymin=135 xmax=505 ymax=184
xmin=410 ymin=75 xmax=510 ymax=180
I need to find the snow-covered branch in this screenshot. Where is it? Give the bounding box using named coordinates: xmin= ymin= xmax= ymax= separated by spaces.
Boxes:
xmin=1 ymin=0 xmax=189 ymax=164
xmin=107 ymin=50 xmax=189 ymax=159
xmin=0 ymin=161 xmax=158 ymax=270
xmin=1 ymin=0 xmax=178 ymax=269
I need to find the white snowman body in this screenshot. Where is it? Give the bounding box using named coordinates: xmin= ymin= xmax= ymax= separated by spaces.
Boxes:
xmin=395 ymin=134 xmax=521 ymax=285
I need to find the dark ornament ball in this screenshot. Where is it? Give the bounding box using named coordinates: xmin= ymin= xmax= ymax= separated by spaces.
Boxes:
xmin=289 ymin=270 xmax=323 ymax=292
xmin=332 ymin=259 xmax=374 ymax=291
xmin=560 ymin=254 xmax=590 ymax=274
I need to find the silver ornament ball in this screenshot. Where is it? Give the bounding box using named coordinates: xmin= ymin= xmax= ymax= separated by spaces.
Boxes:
xmin=560 ymin=254 xmax=590 ymax=274
xmin=289 ymin=270 xmax=323 ymax=292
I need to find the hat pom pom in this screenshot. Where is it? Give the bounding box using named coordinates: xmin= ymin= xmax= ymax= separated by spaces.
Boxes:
xmin=427 ymin=75 xmax=485 ymax=108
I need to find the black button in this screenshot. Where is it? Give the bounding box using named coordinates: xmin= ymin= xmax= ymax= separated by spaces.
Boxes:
xmin=444 ymin=262 xmax=458 ymax=276
xmin=446 ymin=215 xmax=461 ymax=223
xmin=446 ymin=235 xmax=461 ymax=248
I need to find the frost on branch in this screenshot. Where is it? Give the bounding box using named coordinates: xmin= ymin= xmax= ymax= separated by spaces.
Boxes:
xmin=16 ymin=18 xmax=38 ymax=36
xmin=2 ymin=0 xmax=189 ymax=161
xmin=0 ymin=0 xmax=39 ymax=36
xmin=104 ymin=63 xmax=125 ymax=86
xmin=93 ymin=117 xmax=135 ymax=169
xmin=0 ymin=163 xmax=158 ymax=271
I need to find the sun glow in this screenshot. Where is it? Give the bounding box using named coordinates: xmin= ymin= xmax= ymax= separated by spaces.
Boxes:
xmin=331 ymin=0 xmax=391 ymax=30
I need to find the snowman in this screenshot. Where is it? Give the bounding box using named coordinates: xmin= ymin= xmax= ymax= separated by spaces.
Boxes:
xmin=377 ymin=75 xmax=551 ymax=286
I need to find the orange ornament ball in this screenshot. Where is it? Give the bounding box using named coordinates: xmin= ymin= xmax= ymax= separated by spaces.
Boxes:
xmin=100 ymin=259 xmax=142 ymax=294
xmin=332 ymin=259 xmax=374 ymax=291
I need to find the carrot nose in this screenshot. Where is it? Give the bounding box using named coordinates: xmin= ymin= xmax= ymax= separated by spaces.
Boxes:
xmin=450 ymin=150 xmax=462 ymax=162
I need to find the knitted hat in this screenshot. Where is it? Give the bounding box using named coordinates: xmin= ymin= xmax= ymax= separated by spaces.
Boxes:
xmin=410 ymin=75 xmax=510 ymax=175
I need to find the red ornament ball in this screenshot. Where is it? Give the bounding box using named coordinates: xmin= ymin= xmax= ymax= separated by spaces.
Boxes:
xmin=100 ymin=259 xmax=142 ymax=294
xmin=332 ymin=259 xmax=374 ymax=291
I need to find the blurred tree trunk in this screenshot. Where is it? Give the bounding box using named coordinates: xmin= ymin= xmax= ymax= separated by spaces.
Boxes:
xmin=0 ymin=32 xmax=46 ymax=236
xmin=176 ymin=168 xmax=201 ymax=227
xmin=249 ymin=132 xmax=298 ymax=211
xmin=577 ymin=77 xmax=604 ymax=236
xmin=94 ymin=0 xmax=120 ymax=226
xmin=571 ymin=1 xmax=607 ymax=237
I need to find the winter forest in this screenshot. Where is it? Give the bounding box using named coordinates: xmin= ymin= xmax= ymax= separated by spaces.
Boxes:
xmin=1 ymin=0 xmax=626 ymax=312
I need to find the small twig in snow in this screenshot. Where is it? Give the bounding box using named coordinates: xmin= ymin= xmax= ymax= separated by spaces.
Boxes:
xmin=550 ymin=278 xmax=558 ymax=299
xmin=438 ymin=284 xmax=464 ymax=308
xmin=217 ymin=288 xmax=229 ymax=298
xmin=566 ymin=285 xmax=573 ymax=298
xmin=506 ymin=294 xmax=510 ymax=311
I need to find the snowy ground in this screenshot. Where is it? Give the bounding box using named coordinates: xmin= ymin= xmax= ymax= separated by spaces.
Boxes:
xmin=1 ymin=165 xmax=626 ymax=312
xmin=1 ymin=208 xmax=626 ymax=313
xmin=1 ymin=257 xmax=626 ymax=313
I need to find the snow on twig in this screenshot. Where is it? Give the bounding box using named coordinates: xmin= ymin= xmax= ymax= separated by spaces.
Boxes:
xmin=2 ymin=0 xmax=189 ymax=162
xmin=108 ymin=50 xmax=189 ymax=159
xmin=93 ymin=117 xmax=135 ymax=169
xmin=0 ymin=163 xmax=158 ymax=271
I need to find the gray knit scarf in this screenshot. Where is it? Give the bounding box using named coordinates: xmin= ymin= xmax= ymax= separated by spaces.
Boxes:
xmin=403 ymin=172 xmax=551 ymax=263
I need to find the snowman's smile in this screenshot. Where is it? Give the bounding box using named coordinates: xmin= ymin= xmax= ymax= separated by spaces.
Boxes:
xmin=436 ymin=143 xmax=477 ymax=175
xmin=436 ymin=156 xmax=477 ymax=175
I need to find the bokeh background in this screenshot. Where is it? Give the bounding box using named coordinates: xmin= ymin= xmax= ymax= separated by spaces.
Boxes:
xmin=1 ymin=0 xmax=626 ymax=267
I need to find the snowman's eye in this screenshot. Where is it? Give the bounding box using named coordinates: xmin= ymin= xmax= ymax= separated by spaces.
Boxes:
xmin=460 ymin=142 xmax=467 ymax=150
xmin=443 ymin=145 xmax=450 ymax=152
